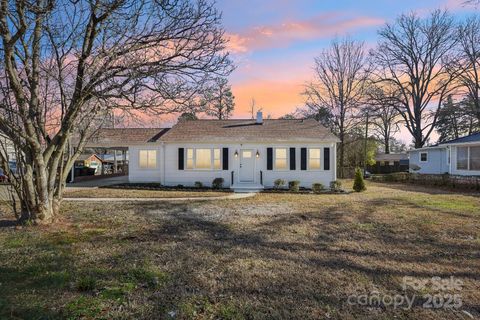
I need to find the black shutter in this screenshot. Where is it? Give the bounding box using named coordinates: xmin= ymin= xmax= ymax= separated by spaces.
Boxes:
xmin=324 ymin=147 xmax=330 ymax=170
xmin=222 ymin=148 xmax=229 ymax=170
xmin=178 ymin=148 xmax=184 ymax=170
xmin=301 ymin=148 xmax=307 ymax=170
xmin=289 ymin=148 xmax=296 ymax=170
xmin=267 ymin=147 xmax=273 ymax=170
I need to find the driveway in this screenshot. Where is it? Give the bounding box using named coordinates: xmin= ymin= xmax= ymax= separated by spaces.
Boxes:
xmin=66 ymin=175 xmax=129 ymax=188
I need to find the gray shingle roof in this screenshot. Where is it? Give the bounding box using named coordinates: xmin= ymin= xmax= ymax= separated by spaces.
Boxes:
xmin=84 ymin=128 xmax=169 ymax=147
xmin=375 ymin=153 xmax=408 ymax=162
xmin=160 ymin=119 xmax=339 ymax=143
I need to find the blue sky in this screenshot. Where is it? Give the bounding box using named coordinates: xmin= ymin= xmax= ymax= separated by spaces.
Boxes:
xmin=214 ymin=0 xmax=477 ymax=142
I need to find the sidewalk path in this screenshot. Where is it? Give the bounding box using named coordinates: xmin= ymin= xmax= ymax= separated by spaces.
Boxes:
xmin=64 ymin=193 xmax=256 ymax=202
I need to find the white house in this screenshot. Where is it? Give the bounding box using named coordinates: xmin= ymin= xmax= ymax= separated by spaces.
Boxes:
xmin=408 ymin=132 xmax=480 ymax=176
xmin=86 ymin=113 xmax=339 ymax=192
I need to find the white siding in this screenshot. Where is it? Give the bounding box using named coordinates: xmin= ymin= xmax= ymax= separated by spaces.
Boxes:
xmin=128 ymin=142 xmax=337 ymax=188
xmin=409 ymin=148 xmax=449 ymax=175
xmin=128 ymin=145 xmax=163 ymax=183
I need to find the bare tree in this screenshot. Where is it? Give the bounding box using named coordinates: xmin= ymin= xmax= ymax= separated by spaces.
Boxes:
xmin=372 ymin=10 xmax=459 ymax=148
xmin=464 ymin=0 xmax=480 ymax=6
xmin=202 ymin=77 xmax=235 ymax=119
xmin=365 ymin=85 xmax=402 ymax=154
xmin=0 ymin=0 xmax=232 ymax=224
xmin=304 ymin=38 xmax=370 ymax=177
xmin=456 ymin=15 xmax=480 ymax=122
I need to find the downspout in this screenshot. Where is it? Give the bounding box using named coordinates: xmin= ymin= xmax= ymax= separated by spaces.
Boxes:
xmin=161 ymin=142 xmax=166 ymax=185
xmin=332 ymin=142 xmax=337 ymax=182
xmin=448 ymin=146 xmax=452 ymax=175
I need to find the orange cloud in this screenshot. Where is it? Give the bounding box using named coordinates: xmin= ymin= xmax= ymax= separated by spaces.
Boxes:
xmin=226 ymin=13 xmax=384 ymax=53
xmin=232 ymin=78 xmax=306 ymax=118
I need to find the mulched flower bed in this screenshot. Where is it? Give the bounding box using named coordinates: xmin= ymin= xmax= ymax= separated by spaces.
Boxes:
xmin=102 ymin=183 xmax=233 ymax=193
xmin=261 ymin=188 xmax=349 ymax=195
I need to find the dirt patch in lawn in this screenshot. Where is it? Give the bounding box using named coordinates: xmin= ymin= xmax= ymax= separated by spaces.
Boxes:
xmin=0 ymin=181 xmax=479 ymax=319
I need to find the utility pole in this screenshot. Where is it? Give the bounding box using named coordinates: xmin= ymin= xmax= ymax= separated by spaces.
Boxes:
xmin=364 ymin=111 xmax=369 ymax=176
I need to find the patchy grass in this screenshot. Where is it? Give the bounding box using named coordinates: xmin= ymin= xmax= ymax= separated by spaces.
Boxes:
xmin=64 ymin=188 xmax=227 ymax=198
xmin=0 ymin=181 xmax=479 ymax=319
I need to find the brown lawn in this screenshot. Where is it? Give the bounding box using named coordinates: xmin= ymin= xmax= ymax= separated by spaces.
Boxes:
xmin=0 ymin=181 xmax=479 ymax=319
xmin=63 ymin=188 xmax=227 ymax=199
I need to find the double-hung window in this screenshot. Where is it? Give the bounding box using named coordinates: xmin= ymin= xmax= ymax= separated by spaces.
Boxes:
xmin=186 ymin=148 xmax=222 ymax=170
xmin=274 ymin=148 xmax=288 ymax=170
xmin=139 ymin=150 xmax=157 ymax=169
xmin=308 ymin=148 xmax=321 ymax=170
xmin=458 ymin=146 xmax=480 ymax=171
xmin=420 ymin=152 xmax=428 ymax=162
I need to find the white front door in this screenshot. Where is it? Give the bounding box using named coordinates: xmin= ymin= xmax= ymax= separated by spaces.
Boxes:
xmin=239 ymin=149 xmax=255 ymax=182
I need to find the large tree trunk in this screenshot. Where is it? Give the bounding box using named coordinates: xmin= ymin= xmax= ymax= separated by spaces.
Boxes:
xmin=338 ymin=130 xmax=345 ymax=179
xmin=17 ymin=167 xmax=63 ymax=224
xmin=384 ymin=136 xmax=390 ymax=154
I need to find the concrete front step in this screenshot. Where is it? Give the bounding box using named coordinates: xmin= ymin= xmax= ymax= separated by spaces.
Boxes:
xmin=231 ymin=184 xmax=264 ymax=193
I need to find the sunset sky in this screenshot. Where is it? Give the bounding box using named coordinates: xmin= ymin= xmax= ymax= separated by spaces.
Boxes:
xmin=209 ymin=0 xmax=476 ymax=143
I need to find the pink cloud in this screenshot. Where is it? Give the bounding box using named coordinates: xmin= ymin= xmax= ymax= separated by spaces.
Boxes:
xmin=226 ymin=13 xmax=384 ymax=53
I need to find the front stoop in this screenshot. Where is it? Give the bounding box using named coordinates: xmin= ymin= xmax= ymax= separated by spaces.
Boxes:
xmin=231 ymin=184 xmax=264 ymax=193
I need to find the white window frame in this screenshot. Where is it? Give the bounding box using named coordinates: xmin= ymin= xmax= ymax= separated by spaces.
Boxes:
xmin=469 ymin=146 xmax=480 ymax=171
xmin=274 ymin=147 xmax=289 ymax=171
xmin=457 ymin=145 xmax=480 ymax=171
xmin=138 ymin=150 xmax=157 ymax=169
xmin=308 ymin=148 xmax=322 ymax=171
xmin=185 ymin=148 xmax=222 ymax=171
xmin=419 ymin=152 xmax=428 ymax=163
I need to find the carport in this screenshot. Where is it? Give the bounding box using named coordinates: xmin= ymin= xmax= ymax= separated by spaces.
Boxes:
xmin=69 ymin=128 xmax=168 ymax=183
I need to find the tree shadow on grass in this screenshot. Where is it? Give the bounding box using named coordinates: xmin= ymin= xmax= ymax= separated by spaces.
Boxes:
xmin=2 ymin=197 xmax=479 ymax=319
xmin=118 ymin=198 xmax=480 ymax=318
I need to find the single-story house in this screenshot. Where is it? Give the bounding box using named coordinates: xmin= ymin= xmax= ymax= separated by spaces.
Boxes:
xmin=368 ymin=153 xmax=409 ymax=174
xmin=74 ymin=154 xmax=104 ymax=174
xmin=408 ymin=132 xmax=480 ymax=176
xmin=85 ymin=113 xmax=339 ymax=191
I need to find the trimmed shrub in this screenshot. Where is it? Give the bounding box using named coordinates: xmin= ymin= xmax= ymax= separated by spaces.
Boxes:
xmin=194 ymin=181 xmax=203 ymax=188
xmin=353 ymin=167 xmax=366 ymax=192
xmin=330 ymin=180 xmax=343 ymax=192
xmin=274 ymin=178 xmax=286 ymax=189
xmin=312 ymin=183 xmax=325 ymax=193
xmin=212 ymin=177 xmax=224 ymax=189
xmin=288 ymin=180 xmax=301 ymax=192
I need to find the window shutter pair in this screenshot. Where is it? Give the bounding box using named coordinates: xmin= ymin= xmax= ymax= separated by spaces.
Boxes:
xmin=178 ymin=148 xmax=229 ymax=170
xmin=266 ymin=147 xmax=296 ymax=170
xmin=300 ymin=147 xmax=330 ymax=171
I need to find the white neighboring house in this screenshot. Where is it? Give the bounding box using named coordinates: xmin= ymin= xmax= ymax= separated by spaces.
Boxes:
xmin=408 ymin=132 xmax=480 ymax=176
xmin=87 ymin=113 xmax=340 ymax=192
xmin=0 ymin=133 xmax=16 ymax=161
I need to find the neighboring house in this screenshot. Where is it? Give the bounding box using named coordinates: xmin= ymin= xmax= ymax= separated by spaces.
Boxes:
xmin=0 ymin=133 xmax=16 ymax=161
xmin=74 ymin=154 xmax=104 ymax=174
xmin=84 ymin=113 xmax=339 ymax=191
xmin=368 ymin=153 xmax=409 ymax=174
xmin=97 ymin=153 xmax=129 ymax=173
xmin=408 ymin=132 xmax=480 ymax=176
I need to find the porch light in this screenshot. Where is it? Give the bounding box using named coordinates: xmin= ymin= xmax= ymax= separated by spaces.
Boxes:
xmin=234 ymin=150 xmax=239 ymax=158
xmin=256 ymin=150 xmax=260 ymax=158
